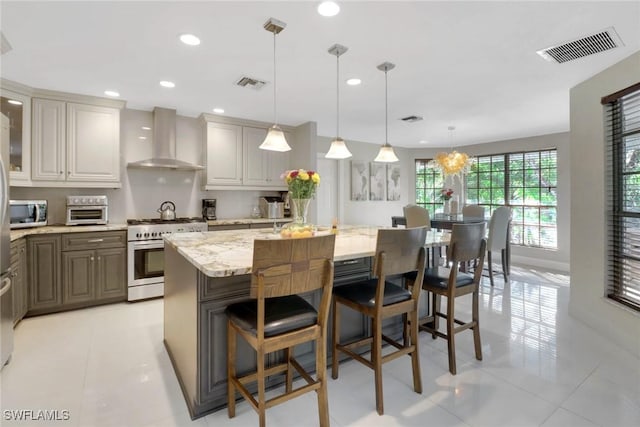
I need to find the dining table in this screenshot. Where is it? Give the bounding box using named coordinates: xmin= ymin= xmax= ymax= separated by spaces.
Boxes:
xmin=392 ymin=213 xmax=486 ymax=230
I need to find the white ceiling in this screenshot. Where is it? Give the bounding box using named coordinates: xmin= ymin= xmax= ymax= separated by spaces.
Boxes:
xmin=1 ymin=1 xmax=639 ymax=148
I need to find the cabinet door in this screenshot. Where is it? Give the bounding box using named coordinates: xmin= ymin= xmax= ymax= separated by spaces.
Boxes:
xmin=1 ymin=89 xmax=31 ymax=184
xmin=242 ymin=126 xmax=269 ymax=186
xmin=95 ymin=247 xmax=126 ymax=300
xmin=266 ymin=150 xmax=290 ymax=186
xmin=62 ymin=250 xmax=95 ymax=305
xmin=28 ymin=235 xmax=62 ymax=311
xmin=205 ymin=122 xmax=242 ymax=185
xmin=32 ymin=98 xmax=66 ymax=181
xmin=10 ymin=239 xmax=27 ymax=325
xmin=66 ymin=103 xmax=120 ymax=183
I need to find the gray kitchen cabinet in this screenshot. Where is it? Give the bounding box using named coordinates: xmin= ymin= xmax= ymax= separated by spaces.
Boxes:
xmin=207 ymin=224 xmax=249 ymax=231
xmin=203 ymin=122 xmax=243 ymax=187
xmin=26 ymin=231 xmax=126 ymax=316
xmin=31 ymin=98 xmax=121 ymax=187
xmin=10 ymin=238 xmax=28 ymax=325
xmin=27 ymin=234 xmax=62 ymax=313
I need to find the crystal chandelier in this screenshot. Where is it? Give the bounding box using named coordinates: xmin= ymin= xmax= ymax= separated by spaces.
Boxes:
xmin=428 ymin=126 xmax=474 ymax=178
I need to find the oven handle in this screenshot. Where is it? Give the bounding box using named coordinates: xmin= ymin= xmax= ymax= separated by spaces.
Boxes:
xmin=130 ymin=241 xmax=164 ymax=250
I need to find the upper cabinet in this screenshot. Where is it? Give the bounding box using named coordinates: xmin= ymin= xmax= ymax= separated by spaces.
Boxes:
xmin=32 ymin=98 xmax=121 ymax=187
xmin=201 ymin=115 xmax=292 ymax=190
xmin=0 ymin=88 xmax=31 ymax=185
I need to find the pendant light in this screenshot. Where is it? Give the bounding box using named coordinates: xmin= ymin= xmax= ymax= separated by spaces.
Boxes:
xmin=428 ymin=126 xmax=474 ymax=178
xmin=374 ymin=62 xmax=399 ymax=163
xmin=325 ymin=44 xmax=352 ymax=159
xmin=260 ymin=18 xmax=291 ymax=152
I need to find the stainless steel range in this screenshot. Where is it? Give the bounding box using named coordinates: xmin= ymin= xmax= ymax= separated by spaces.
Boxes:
xmin=127 ymin=217 xmax=207 ymax=301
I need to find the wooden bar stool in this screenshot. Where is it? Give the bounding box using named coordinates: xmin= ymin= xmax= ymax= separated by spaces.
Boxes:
xmin=331 ymin=227 xmax=427 ymax=415
xmin=226 ymin=234 xmax=336 ymax=427
xmin=407 ymin=222 xmax=486 ymax=375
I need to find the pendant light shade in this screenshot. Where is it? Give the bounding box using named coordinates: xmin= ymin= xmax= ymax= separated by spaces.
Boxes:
xmin=326 ymin=44 xmax=352 ymax=159
xmin=375 ymin=62 xmax=399 ymax=163
xmin=260 ymin=18 xmax=291 ymax=152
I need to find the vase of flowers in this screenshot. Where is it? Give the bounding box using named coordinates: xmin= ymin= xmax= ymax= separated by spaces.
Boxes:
xmin=440 ymin=188 xmax=454 ymax=214
xmin=280 ymin=169 xmax=321 ymax=238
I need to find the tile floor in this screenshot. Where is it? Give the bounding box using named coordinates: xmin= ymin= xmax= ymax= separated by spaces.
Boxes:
xmin=1 ymin=266 xmax=639 ymax=427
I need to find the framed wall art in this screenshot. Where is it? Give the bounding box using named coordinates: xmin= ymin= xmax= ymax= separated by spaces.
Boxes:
xmin=370 ymin=162 xmax=385 ymax=201
xmin=351 ymin=161 xmax=369 ymax=201
xmin=386 ymin=164 xmax=401 ymax=201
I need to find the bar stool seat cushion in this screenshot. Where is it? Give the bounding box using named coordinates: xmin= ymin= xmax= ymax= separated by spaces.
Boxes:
xmin=405 ymin=267 xmax=475 ymax=290
xmin=226 ymin=295 xmax=317 ymax=338
xmin=333 ymin=279 xmax=411 ymax=308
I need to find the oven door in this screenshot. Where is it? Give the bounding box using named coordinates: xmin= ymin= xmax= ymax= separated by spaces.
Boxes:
xmin=128 ymin=240 xmax=165 ymax=287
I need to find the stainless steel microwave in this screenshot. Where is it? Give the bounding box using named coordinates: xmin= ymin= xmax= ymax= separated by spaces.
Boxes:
xmin=9 ymin=200 xmax=48 ymax=229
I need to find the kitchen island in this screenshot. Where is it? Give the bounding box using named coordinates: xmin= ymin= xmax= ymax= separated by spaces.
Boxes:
xmin=163 ymin=227 xmax=444 ymax=419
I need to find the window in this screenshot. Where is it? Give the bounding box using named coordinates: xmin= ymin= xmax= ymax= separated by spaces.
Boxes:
xmin=603 ymin=82 xmax=640 ymax=311
xmin=415 ymin=159 xmax=443 ymax=217
xmin=466 ymin=149 xmax=558 ymax=249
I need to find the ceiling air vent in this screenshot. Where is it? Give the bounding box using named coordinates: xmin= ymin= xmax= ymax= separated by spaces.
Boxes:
xmin=400 ymin=115 xmax=423 ymax=123
xmin=537 ymin=27 xmax=623 ymax=64
xmin=235 ymin=76 xmax=266 ymax=89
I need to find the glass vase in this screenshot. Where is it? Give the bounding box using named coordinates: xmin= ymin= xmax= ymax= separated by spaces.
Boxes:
xmin=443 ymin=200 xmax=451 ymax=215
xmin=280 ymin=198 xmax=315 ymax=238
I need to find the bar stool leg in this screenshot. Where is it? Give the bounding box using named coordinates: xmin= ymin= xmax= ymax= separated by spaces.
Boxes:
xmin=432 ymin=293 xmax=440 ymax=339
xmin=372 ymin=317 xmax=384 ymax=415
xmin=316 ymin=333 xmax=330 ymax=427
xmin=488 ymin=251 xmax=495 ymax=286
xmin=227 ymin=320 xmax=237 ymax=418
xmin=410 ymin=309 xmax=422 ymax=393
xmin=472 ymin=290 xmax=483 ymax=361
xmin=446 ymin=296 xmax=457 ymax=375
xmin=331 ymin=298 xmax=340 ymax=379
xmin=284 ymin=347 xmax=293 ymax=393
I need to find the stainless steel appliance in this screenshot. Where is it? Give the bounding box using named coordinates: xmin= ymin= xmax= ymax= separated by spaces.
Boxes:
xmin=1 ymin=113 xmax=14 ymax=370
xmin=279 ymin=191 xmax=291 ymax=217
xmin=9 ymin=199 xmax=47 ymax=229
xmin=202 ymin=199 xmax=216 ymax=220
xmin=127 ymin=217 xmax=207 ymax=301
xmin=157 ymin=201 xmax=176 ymax=220
xmin=66 ymin=195 xmax=108 ymax=225
xmin=259 ymin=197 xmax=284 ymax=219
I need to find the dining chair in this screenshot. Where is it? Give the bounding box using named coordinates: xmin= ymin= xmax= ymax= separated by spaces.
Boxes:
xmin=331 ymin=227 xmax=427 ymax=415
xmin=487 ymin=206 xmax=512 ymax=286
xmin=225 ymin=234 xmax=336 ymax=427
xmin=403 ymin=204 xmax=431 ymax=229
xmin=406 ymin=222 xmax=486 ymax=375
xmin=462 ymin=204 xmax=485 ymax=218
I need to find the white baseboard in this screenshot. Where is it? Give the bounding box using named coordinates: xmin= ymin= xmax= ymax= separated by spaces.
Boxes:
xmin=510 ymin=254 xmax=570 ymax=273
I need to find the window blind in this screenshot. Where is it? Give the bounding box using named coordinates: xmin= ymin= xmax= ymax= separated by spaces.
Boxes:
xmin=604 ymin=82 xmax=640 ymax=311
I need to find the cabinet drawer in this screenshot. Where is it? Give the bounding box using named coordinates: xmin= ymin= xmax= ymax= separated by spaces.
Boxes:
xmin=334 ymin=257 xmax=371 ymax=277
xmin=62 ymin=231 xmax=126 ymax=251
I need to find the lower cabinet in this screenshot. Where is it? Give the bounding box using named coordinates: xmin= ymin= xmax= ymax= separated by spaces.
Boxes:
xmin=27 ymin=231 xmax=126 ymax=316
xmin=10 ymin=238 xmax=28 ymax=325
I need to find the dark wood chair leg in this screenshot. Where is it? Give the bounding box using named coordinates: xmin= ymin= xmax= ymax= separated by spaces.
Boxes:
xmin=284 ymin=347 xmax=292 ymax=393
xmin=410 ymin=309 xmax=422 ymax=394
xmin=372 ymin=317 xmax=384 ymax=415
xmin=227 ymin=321 xmax=237 ymax=418
xmin=472 ymin=289 xmax=482 ymax=361
xmin=488 ymin=250 xmax=495 ymax=286
xmin=402 ymin=312 xmax=409 ymax=346
xmin=331 ymin=298 xmax=340 ymax=379
xmin=432 ymin=293 xmax=440 ymax=339
xmin=446 ymin=295 xmax=457 ymax=375
xmin=501 ymin=249 xmax=509 ymax=281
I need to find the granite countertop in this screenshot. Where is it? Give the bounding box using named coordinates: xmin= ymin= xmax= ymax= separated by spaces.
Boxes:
xmin=10 ymin=224 xmax=128 ymax=241
xmin=164 ymin=226 xmax=381 ymax=277
xmin=207 ymin=218 xmax=293 ymax=226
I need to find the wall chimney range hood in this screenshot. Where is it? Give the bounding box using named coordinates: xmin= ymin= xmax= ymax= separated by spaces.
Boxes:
xmin=127 ymin=107 xmax=204 ymax=171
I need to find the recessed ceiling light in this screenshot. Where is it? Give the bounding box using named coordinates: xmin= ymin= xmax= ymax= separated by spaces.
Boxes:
xmin=159 ymin=81 xmax=175 ymax=88
xmin=138 ymin=136 xmax=147 ymax=140
xmin=318 ymin=1 xmax=340 ymax=17
xmin=212 ymin=108 xmax=225 ymax=114
xmin=141 ymin=126 xmax=151 ymax=130
xmin=7 ymin=99 xmax=22 ymax=105
xmin=179 ymin=34 xmax=201 ymax=46
xmin=419 ymin=140 xmax=429 ymax=144
xmin=346 ymin=78 xmax=361 ymax=86
xmin=104 ymin=90 xmax=120 ymax=97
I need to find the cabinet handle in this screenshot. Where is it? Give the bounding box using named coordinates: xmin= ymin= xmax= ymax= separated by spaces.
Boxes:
xmin=88 ymin=239 xmax=104 ymax=243
xmin=90 ymin=256 xmax=95 ymax=262
xmin=59 ymin=171 xmax=63 ymax=174
xmin=97 ymin=256 xmax=101 ymax=261
xmin=340 ymin=260 xmax=359 ymax=265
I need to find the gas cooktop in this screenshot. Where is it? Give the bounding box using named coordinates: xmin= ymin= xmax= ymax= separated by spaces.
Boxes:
xmin=127 ymin=217 xmax=206 ymax=225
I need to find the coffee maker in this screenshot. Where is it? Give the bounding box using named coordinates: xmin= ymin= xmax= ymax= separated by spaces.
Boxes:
xmin=202 ymin=199 xmax=217 ymax=220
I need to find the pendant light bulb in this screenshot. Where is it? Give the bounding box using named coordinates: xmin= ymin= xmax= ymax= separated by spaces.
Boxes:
xmin=375 ymin=62 xmax=399 ymax=163
xmin=326 ymin=44 xmax=352 ymax=159
xmin=260 ymin=18 xmax=291 ymax=152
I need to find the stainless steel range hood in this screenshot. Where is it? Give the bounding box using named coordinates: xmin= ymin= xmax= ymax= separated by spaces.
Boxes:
xmin=127 ymin=107 xmax=204 ymax=171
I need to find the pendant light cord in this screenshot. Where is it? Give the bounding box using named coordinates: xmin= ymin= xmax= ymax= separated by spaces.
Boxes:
xmin=384 ymin=69 xmax=388 ymax=146
xmin=273 ymin=31 xmax=278 ymax=126
xmin=336 ymin=53 xmax=340 ymax=137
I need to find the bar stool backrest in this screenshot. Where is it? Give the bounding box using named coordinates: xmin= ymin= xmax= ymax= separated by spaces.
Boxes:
xmin=447 ymin=223 xmax=487 ymax=264
xmin=373 ymin=227 xmax=427 ymax=278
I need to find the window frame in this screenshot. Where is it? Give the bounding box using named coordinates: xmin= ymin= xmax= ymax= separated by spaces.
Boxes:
xmin=414 ymin=159 xmax=444 ymax=217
